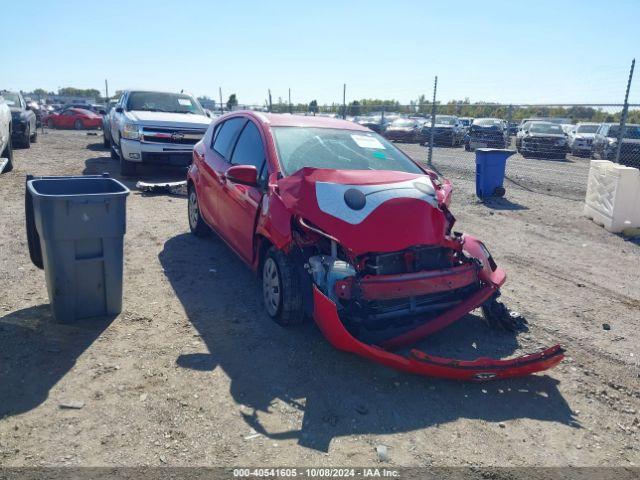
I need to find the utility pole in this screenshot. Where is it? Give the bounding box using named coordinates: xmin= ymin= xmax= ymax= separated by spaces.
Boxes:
xmin=615 ymin=58 xmax=635 ymax=164
xmin=428 ymin=76 xmax=438 ymax=165
xmin=342 ymin=83 xmax=346 ymax=119
xmin=219 ymin=87 xmax=223 ymax=114
xmin=507 ymin=104 xmax=514 ymax=149
xmin=268 ymin=89 xmax=273 ymax=113
xmin=288 ymin=88 xmax=292 ymax=114
xmin=104 ymin=79 xmax=109 ymax=106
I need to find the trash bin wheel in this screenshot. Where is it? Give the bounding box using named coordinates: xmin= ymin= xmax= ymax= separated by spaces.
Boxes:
xmin=25 ymin=176 xmax=44 ymax=269
xmin=494 ymin=186 xmax=506 ymax=197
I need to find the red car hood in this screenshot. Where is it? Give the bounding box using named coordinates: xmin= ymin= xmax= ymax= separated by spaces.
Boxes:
xmin=277 ymin=167 xmax=448 ymax=255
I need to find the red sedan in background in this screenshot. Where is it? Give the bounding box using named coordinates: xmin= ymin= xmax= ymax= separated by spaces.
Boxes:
xmin=44 ymin=108 xmax=102 ymax=130
xmin=186 ymin=112 xmax=564 ymax=381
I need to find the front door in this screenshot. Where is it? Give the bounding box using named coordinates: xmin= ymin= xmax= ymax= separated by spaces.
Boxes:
xmin=216 ymin=120 xmax=267 ymax=263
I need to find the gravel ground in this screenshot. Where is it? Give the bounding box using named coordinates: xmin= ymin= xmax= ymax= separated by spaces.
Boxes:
xmin=0 ymin=130 xmax=638 ymax=467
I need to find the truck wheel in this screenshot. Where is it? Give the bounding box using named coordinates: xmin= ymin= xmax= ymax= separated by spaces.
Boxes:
xmin=187 ymin=184 xmax=210 ymax=237
xmin=262 ymin=248 xmax=304 ymax=326
xmin=1 ymin=130 xmax=13 ymax=173
xmin=120 ymin=156 xmax=137 ymax=176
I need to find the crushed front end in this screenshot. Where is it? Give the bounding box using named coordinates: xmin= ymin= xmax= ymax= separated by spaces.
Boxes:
xmin=276 ymin=168 xmax=564 ymax=381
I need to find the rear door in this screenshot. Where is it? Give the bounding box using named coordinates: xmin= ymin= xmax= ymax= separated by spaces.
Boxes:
xmin=216 ymin=120 xmax=268 ymax=263
xmin=199 ymin=116 xmax=247 ymax=231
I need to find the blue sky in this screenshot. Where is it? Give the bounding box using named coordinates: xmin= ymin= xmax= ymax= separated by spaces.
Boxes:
xmin=1 ymin=0 xmax=638 ymax=105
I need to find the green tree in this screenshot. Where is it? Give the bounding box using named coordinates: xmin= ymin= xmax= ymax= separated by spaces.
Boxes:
xmin=58 ymin=87 xmax=100 ymax=98
xmin=226 ymin=94 xmax=238 ymax=111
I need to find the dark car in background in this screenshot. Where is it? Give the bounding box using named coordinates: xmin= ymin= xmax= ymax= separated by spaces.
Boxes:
xmin=0 ymin=90 xmax=37 ymax=147
xmin=464 ymin=118 xmax=509 ymax=151
xmin=358 ymin=115 xmax=392 ymax=133
xmin=518 ymin=121 xmax=569 ymax=159
xmin=592 ymin=123 xmax=640 ymax=168
xmin=418 ymin=115 xmax=465 ymax=146
xmin=383 ymin=117 xmax=421 ymax=142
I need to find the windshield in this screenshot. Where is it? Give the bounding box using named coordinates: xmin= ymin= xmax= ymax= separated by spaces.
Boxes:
xmin=609 ymin=125 xmax=640 ymax=139
xmin=529 ymin=123 xmax=564 ymax=134
xmin=435 ymin=116 xmax=456 ymax=125
xmin=272 ymin=127 xmax=424 ymax=176
xmin=391 ymin=119 xmax=416 ymax=127
xmin=2 ymin=92 xmax=20 ymax=107
xmin=577 ymin=124 xmax=599 ymax=134
xmin=473 ymin=118 xmax=502 ymax=127
xmin=126 ymin=92 xmax=203 ymax=114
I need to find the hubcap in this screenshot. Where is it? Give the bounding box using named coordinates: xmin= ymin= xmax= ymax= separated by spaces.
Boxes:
xmin=262 ymin=258 xmax=281 ymax=317
xmin=188 ymin=190 xmax=199 ymax=229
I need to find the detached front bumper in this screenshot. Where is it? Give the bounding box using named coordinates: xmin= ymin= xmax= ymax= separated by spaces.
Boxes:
xmin=312 ymin=236 xmax=564 ymax=381
xmin=313 ymin=286 xmax=564 ymax=381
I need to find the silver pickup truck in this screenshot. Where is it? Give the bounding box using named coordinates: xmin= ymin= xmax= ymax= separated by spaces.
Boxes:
xmin=107 ymin=90 xmax=212 ymax=176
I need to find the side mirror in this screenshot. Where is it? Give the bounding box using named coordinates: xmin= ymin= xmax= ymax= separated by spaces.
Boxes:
xmin=226 ymin=165 xmax=258 ymax=187
xmin=99 ymin=109 xmax=106 ymax=115
xmin=116 ymin=107 xmax=124 ymax=113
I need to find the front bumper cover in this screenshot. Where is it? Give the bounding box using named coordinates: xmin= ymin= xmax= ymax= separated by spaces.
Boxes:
xmin=312 ymin=280 xmax=564 ymax=381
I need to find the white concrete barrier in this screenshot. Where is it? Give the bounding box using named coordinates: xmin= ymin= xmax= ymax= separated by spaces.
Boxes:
xmin=584 ymin=160 xmax=640 ymax=233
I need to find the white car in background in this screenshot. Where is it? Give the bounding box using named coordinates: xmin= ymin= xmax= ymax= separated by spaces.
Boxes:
xmin=0 ymin=93 xmax=13 ymax=173
xmin=568 ymin=122 xmax=601 ymax=156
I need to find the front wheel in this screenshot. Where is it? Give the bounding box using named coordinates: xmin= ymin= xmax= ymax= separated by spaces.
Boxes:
xmin=1 ymin=130 xmax=13 ymax=172
xmin=119 ymin=156 xmax=137 ymax=176
xmin=22 ymin=125 xmax=31 ymax=148
xmin=262 ymin=248 xmax=304 ymax=326
xmin=74 ymin=119 xmax=84 ymax=130
xmin=187 ymin=185 xmax=210 ymax=237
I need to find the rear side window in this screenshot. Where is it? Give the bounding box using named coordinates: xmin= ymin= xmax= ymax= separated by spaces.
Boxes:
xmin=212 ymin=118 xmax=246 ymax=159
xmin=230 ymin=122 xmax=266 ymax=176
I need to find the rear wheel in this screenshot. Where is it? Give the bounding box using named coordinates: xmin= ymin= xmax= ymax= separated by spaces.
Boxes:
xmin=103 ymin=130 xmax=110 ymax=148
xmin=187 ymin=185 xmax=210 ymax=237
xmin=47 ymin=119 xmax=55 ymax=128
xmin=262 ymin=248 xmax=304 ymax=326
xmin=31 ymin=127 xmax=37 ymax=143
xmin=74 ymin=119 xmax=84 ymax=130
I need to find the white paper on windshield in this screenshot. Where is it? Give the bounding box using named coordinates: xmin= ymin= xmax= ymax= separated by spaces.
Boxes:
xmin=351 ymin=134 xmax=385 ymax=149
xmin=178 ymin=99 xmax=192 ymax=106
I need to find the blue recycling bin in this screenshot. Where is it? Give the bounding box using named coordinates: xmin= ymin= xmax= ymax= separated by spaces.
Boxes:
xmin=475 ymin=149 xmax=515 ymax=199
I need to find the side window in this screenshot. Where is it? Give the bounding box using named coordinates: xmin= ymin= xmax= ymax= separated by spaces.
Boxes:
xmin=212 ymin=117 xmax=246 ymax=159
xmin=230 ymin=121 xmax=267 ymax=178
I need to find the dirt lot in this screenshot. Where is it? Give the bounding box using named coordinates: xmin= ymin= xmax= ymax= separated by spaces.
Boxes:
xmin=0 ymin=130 xmax=638 ymax=467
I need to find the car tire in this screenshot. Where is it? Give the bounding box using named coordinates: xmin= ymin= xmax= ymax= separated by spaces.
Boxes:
xmin=187 ymin=184 xmax=210 ymax=237
xmin=110 ymin=143 xmax=119 ymax=160
xmin=119 ymin=156 xmax=137 ymax=176
xmin=74 ymin=119 xmax=84 ymax=130
xmin=47 ymin=119 xmax=55 ymax=128
xmin=103 ymin=131 xmax=111 ymax=148
xmin=22 ymin=125 xmax=31 ymax=149
xmin=1 ymin=128 xmax=13 ymax=173
xmin=31 ymin=127 xmax=37 ymax=143
xmin=465 ymin=143 xmax=471 ymax=152
xmin=262 ymin=247 xmax=304 ymax=326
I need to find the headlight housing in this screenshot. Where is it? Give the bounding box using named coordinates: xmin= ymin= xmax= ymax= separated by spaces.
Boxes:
xmin=122 ymin=122 xmax=140 ymax=140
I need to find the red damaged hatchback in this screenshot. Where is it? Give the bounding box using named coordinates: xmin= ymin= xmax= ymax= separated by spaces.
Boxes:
xmin=187 ymin=112 xmax=564 ymax=381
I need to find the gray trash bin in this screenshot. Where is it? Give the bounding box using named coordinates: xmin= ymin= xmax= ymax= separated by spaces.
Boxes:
xmin=26 ymin=174 xmax=129 ymax=322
